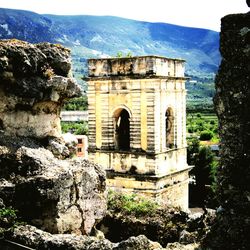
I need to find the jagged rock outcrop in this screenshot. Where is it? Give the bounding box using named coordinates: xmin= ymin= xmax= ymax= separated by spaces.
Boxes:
xmin=203 ymin=12 xmax=250 ymax=250
xmin=0 ymin=39 xmax=81 ymax=138
xmin=0 ymin=39 xmax=107 ymax=235
xmin=0 ymin=134 xmax=106 ymax=234
xmin=6 ymin=225 xmax=163 ymax=249
xmin=98 ymin=209 xmax=189 ymax=247
xmin=97 ymin=205 xmax=215 ymax=248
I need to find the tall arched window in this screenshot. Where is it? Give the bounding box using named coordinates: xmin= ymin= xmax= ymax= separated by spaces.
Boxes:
xmin=114 ymin=108 xmax=130 ymax=150
xmin=165 ymin=108 xmax=174 ymax=148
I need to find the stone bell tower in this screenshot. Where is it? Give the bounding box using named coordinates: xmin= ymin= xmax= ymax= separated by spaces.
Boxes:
xmin=87 ymin=56 xmax=191 ymax=209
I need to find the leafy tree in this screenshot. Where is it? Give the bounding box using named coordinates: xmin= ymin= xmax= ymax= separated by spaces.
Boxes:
xmin=210 ymin=160 xmax=218 ymax=190
xmin=61 ymin=121 xmax=88 ymax=135
xmin=200 ymin=130 xmax=214 ymax=141
xmin=191 ymin=146 xmax=216 ymax=205
xmin=193 ymin=146 xmax=215 ymax=187
xmin=63 ymin=96 xmax=88 ymax=111
xmin=187 ymin=137 xmax=200 ymax=166
xmin=188 ymin=139 xmax=218 ymax=206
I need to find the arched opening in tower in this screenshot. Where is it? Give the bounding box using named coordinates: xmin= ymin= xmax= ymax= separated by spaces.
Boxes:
xmin=165 ymin=107 xmax=174 ymax=148
xmin=114 ymin=109 xmax=130 ymax=150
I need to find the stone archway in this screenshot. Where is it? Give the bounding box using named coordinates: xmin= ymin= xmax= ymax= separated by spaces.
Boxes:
xmin=113 ymin=108 xmax=130 ymax=150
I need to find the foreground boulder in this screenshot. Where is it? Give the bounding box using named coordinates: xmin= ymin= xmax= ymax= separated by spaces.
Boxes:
xmin=0 ymin=39 xmax=106 ymax=235
xmin=5 ymin=225 xmax=163 ymax=250
xmin=0 ymin=134 xmax=106 ymax=234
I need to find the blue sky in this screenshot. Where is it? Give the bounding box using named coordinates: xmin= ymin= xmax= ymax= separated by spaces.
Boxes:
xmin=0 ymin=0 xmax=249 ymax=31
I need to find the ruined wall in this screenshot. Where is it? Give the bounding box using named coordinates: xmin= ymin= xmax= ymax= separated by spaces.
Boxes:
xmin=205 ymin=12 xmax=250 ymax=249
xmin=0 ymin=40 xmax=106 ymax=235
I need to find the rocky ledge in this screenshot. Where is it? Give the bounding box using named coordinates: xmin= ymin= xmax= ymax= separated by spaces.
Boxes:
xmin=0 ymin=39 xmax=81 ymax=138
xmin=0 ymin=40 xmax=106 ymax=235
xmin=5 ymin=224 xmax=199 ymax=250
xmin=0 ymin=134 xmax=106 ymax=235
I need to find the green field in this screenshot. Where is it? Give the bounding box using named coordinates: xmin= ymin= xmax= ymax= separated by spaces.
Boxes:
xmin=186 ymin=112 xmax=219 ymax=144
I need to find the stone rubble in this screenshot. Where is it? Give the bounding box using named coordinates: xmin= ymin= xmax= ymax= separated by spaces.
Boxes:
xmin=9 ymin=225 xmax=163 ymax=250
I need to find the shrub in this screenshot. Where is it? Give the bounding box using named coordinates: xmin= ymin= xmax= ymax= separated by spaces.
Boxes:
xmin=200 ymin=130 xmax=214 ymax=141
xmin=116 ymin=52 xmax=123 ymax=58
xmin=61 ymin=121 xmax=88 ymax=135
xmin=213 ymin=127 xmax=218 ymax=133
xmin=108 ymin=191 xmax=159 ymax=216
xmin=196 ymin=120 xmax=203 ymax=126
xmin=0 ymin=206 xmax=18 ymax=238
xmin=63 ymin=96 xmax=88 ymax=111
xmin=210 ymin=160 xmax=219 ymax=191
xmin=187 ymin=137 xmax=200 ymax=165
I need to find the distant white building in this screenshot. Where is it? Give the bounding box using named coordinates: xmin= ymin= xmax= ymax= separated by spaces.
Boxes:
xmin=60 ymin=111 xmax=88 ymax=122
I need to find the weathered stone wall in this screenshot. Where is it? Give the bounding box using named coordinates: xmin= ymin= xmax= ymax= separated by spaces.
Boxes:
xmin=87 ymin=56 xmax=190 ymax=209
xmin=0 ymin=40 xmax=107 ymax=235
xmin=87 ymin=56 xmax=187 ymax=176
xmin=205 ymin=12 xmax=250 ymax=249
xmin=88 ymin=56 xmax=185 ymax=77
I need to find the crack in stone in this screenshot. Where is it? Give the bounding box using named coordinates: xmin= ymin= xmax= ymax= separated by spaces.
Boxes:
xmin=72 ymin=170 xmax=86 ymax=235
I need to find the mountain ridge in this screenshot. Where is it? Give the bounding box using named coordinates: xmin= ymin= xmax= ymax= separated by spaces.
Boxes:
xmin=0 ymin=8 xmax=220 ymax=73
xmin=0 ymin=7 xmax=220 ymax=104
